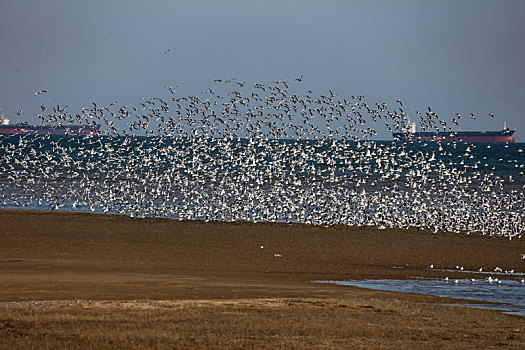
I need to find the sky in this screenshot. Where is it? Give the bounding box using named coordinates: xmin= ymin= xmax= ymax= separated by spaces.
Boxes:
xmin=1 ymin=0 xmax=524 ymax=141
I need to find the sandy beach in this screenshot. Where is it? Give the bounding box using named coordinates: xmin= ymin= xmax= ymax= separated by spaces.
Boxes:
xmin=1 ymin=209 xmax=524 ymax=348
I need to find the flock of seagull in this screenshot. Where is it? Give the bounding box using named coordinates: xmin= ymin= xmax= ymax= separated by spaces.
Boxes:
xmin=429 ymin=265 xmax=525 ymax=285
xmin=0 ymin=78 xmax=524 ymax=240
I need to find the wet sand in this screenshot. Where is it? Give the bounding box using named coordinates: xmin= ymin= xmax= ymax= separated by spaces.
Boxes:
xmin=1 ymin=209 xmax=524 ymax=348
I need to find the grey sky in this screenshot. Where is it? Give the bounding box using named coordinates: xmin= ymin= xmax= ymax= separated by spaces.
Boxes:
xmin=1 ymin=0 xmax=524 ymax=140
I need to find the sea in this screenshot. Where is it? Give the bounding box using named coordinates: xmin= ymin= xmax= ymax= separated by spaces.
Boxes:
xmin=0 ymin=135 xmax=523 ymax=234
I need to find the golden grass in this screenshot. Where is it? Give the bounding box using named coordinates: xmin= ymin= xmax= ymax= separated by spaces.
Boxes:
xmin=1 ymin=297 xmax=523 ymax=349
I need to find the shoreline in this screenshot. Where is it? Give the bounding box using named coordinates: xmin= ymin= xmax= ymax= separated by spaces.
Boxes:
xmin=1 ymin=209 xmax=524 ymax=347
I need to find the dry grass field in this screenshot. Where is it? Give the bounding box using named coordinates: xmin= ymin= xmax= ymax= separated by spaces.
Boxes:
xmin=1 ymin=209 xmax=524 ymax=348
xmin=1 ymin=297 xmax=523 ymax=349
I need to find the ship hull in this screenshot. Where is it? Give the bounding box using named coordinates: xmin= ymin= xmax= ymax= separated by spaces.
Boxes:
xmin=0 ymin=124 xmax=101 ymax=136
xmin=393 ymin=130 xmax=515 ymax=143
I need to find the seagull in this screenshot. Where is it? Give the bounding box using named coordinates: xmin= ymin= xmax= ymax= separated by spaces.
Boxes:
xmin=3 ymin=78 xmax=523 ymax=241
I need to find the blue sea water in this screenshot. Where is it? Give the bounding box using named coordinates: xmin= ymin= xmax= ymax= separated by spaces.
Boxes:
xmin=0 ymin=135 xmax=524 ymax=237
xmin=319 ymin=279 xmax=525 ymax=317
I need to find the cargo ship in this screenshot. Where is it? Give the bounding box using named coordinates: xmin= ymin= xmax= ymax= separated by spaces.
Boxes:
xmin=393 ymin=121 xmax=515 ymax=143
xmin=0 ymin=114 xmax=101 ymax=136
